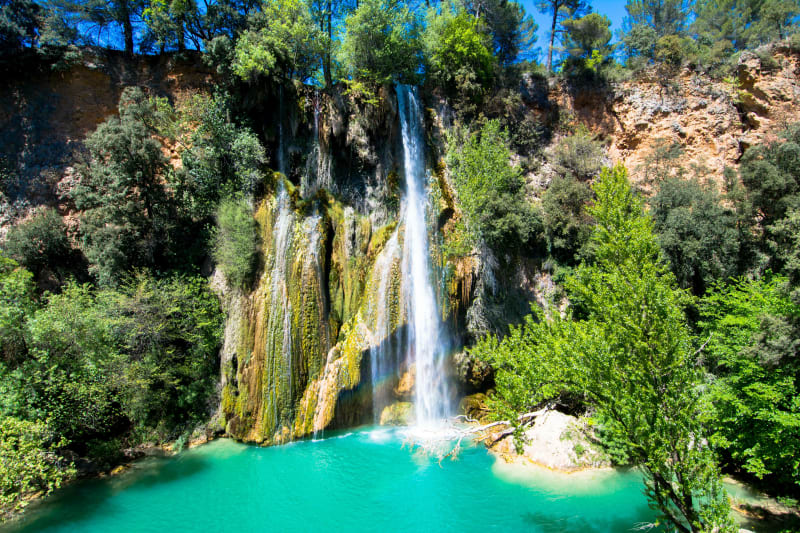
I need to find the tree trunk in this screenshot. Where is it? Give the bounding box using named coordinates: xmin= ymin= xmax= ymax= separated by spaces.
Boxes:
xmin=324 ymin=0 xmax=332 ymax=88
xmin=547 ymin=2 xmax=558 ymax=72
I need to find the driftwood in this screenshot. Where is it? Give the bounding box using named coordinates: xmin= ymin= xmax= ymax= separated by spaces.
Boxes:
xmin=409 ymin=404 xmax=554 ymax=461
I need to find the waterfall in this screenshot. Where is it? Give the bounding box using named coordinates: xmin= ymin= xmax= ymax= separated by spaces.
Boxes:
xmin=277 ymin=86 xmax=287 ymax=176
xmin=396 ymin=85 xmax=451 ymax=426
xmin=367 ymin=231 xmax=402 ymax=422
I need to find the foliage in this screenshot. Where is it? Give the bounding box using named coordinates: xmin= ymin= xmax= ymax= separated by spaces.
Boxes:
xmin=699 ymin=276 xmax=800 ymax=492
xmin=422 ymin=5 xmax=495 ymax=99
xmin=2 ymin=208 xmax=71 ymax=280
xmin=71 ymin=87 xmax=172 ymax=286
xmin=232 ymin=0 xmax=324 ymax=81
xmin=535 ymin=0 xmax=589 ymax=71
xmin=651 ymin=177 xmax=742 ymax=294
xmin=0 ymin=417 xmax=74 ymax=516
xmin=101 ymin=272 xmax=223 ymax=438
xmin=446 ymin=120 xmax=541 ymax=253
xmin=739 ymin=124 xmax=800 ymax=229
xmin=0 ymin=254 xmax=35 ymax=367
xmin=461 ymin=0 xmax=537 ymax=65
xmin=550 ymin=127 xmax=605 ymax=181
xmin=561 ymin=12 xmax=612 ymax=71
xmin=472 ymin=165 xmax=734 ymax=533
xmin=0 ymin=271 xmax=222 ymax=447
xmin=0 ymin=0 xmax=40 ymax=54
xmin=213 ymin=197 xmax=259 ymax=288
xmin=541 ymin=174 xmax=592 ymax=264
xmin=170 ymin=93 xmax=266 ymax=219
xmin=338 ymin=0 xmax=421 ymax=84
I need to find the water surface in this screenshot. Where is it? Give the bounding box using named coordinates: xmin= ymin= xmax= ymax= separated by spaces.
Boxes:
xmin=5 ymin=427 xmax=658 ymax=533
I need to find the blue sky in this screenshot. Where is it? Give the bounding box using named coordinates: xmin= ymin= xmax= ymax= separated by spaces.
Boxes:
xmin=521 ymin=0 xmax=629 ymax=54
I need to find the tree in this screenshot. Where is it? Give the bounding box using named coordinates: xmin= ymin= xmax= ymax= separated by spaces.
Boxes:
xmin=535 ymin=0 xmax=588 ymax=72
xmin=2 ymin=208 xmax=72 ymax=282
xmin=71 ymin=87 xmax=171 ymax=286
xmin=422 ymin=5 xmax=496 ymax=97
xmin=541 ymin=174 xmax=592 ymax=263
xmin=651 ymin=177 xmax=742 ymax=294
xmin=213 ymin=197 xmax=259 ymax=288
xmin=338 ymin=0 xmax=421 ymax=84
xmin=0 ymin=254 xmax=34 ymax=367
xmin=232 ymin=0 xmax=325 ymax=82
xmin=0 ymin=0 xmax=40 ymax=53
xmin=447 ymin=120 xmax=540 ymax=251
xmin=461 ymin=0 xmax=537 ymax=64
xmin=698 ymin=275 xmax=800 ymax=493
xmin=472 ymin=165 xmax=734 ymax=533
xmin=0 ymin=418 xmax=73 ymax=517
xmin=562 ymin=12 xmax=612 ymax=66
xmin=622 ymin=0 xmax=691 ymax=61
xmin=141 ymin=0 xmax=196 ymax=52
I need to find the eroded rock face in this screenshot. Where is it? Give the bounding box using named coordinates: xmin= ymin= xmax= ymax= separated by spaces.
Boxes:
xmin=521 ymin=45 xmax=800 ymax=191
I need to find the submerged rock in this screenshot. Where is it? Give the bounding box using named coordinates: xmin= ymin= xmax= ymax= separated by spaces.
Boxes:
xmin=379 ymin=402 xmax=415 ymax=426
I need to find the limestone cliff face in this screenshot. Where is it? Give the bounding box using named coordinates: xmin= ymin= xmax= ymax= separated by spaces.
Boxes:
xmin=523 ymin=44 xmax=800 ymax=189
xmin=0 ymin=51 xmax=213 ymax=230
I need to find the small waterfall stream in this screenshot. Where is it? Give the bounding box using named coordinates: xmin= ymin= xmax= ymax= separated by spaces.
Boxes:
xmin=396 ymin=85 xmax=451 ymax=426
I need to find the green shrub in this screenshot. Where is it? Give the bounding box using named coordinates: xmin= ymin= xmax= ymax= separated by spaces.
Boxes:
xmin=551 ymin=127 xmax=605 ymax=181
xmin=0 ymin=417 xmax=74 ymax=517
xmin=213 ymin=197 xmax=259 ymax=288
xmin=541 ymin=175 xmax=593 ymax=264
xmin=2 ymin=208 xmax=70 ymax=277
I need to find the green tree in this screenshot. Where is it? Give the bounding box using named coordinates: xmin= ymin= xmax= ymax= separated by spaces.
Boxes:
xmin=535 ymin=0 xmax=588 ymax=71
xmin=0 ymin=417 xmax=74 ymax=517
xmin=2 ymin=208 xmax=72 ymax=282
xmin=472 ymin=165 xmax=734 ymax=533
xmin=422 ymin=5 xmax=495 ymax=98
xmin=72 ymin=87 xmax=174 ymax=285
xmin=562 ymin=12 xmax=612 ymax=69
xmin=651 ymin=177 xmax=742 ymax=294
xmin=0 ymin=255 xmax=35 ymax=367
xmin=0 ymin=0 xmax=40 ymax=53
xmin=447 ymin=120 xmax=540 ymax=252
xmin=101 ymin=273 xmax=223 ymax=438
xmin=213 ymin=197 xmax=259 ymax=288
xmin=541 ymin=174 xmax=592 ymax=263
xmin=622 ymin=0 xmax=690 ymax=62
xmin=232 ymin=0 xmax=324 ymax=81
xmin=699 ymin=276 xmax=800 ymax=492
xmin=338 ymin=0 xmax=421 ymax=84
xmin=462 ymin=0 xmax=537 ymax=64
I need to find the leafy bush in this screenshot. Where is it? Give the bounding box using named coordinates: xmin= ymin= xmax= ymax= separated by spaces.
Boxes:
xmin=0 ymin=417 xmax=74 ymax=517
xmin=551 ymin=127 xmax=605 ymax=181
xmin=2 ymin=208 xmax=70 ymax=278
xmin=651 ymin=177 xmax=742 ymax=294
xmin=541 ymin=175 xmax=593 ymax=264
xmin=447 ymin=120 xmax=542 ymax=253
xmin=213 ymin=197 xmax=259 ymax=288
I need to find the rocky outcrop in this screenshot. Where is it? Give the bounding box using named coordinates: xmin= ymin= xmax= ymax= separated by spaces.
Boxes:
xmin=523 ymin=44 xmax=800 ymax=190
xmin=488 ymin=410 xmax=609 ymax=472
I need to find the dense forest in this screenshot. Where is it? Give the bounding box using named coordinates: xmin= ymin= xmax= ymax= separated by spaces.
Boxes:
xmin=1 ymin=0 xmax=800 ymax=531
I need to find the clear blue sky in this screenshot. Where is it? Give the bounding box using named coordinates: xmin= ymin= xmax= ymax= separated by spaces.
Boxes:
xmin=521 ymin=0 xmax=629 ymax=58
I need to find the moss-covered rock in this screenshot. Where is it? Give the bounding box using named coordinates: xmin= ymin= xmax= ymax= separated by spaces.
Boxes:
xmin=379 ymin=402 xmax=415 ymax=426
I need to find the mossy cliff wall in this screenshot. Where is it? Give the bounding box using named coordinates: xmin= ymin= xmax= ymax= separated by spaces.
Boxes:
xmin=214 ymin=86 xmax=477 ymax=444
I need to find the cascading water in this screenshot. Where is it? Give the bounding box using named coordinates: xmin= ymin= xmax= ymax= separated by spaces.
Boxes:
xmin=367 ymin=231 xmax=402 ymax=422
xmin=396 ymin=85 xmax=451 ymax=426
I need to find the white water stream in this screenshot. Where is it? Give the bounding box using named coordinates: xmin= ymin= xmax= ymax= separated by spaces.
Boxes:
xmin=396 ymin=85 xmax=451 ymax=426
